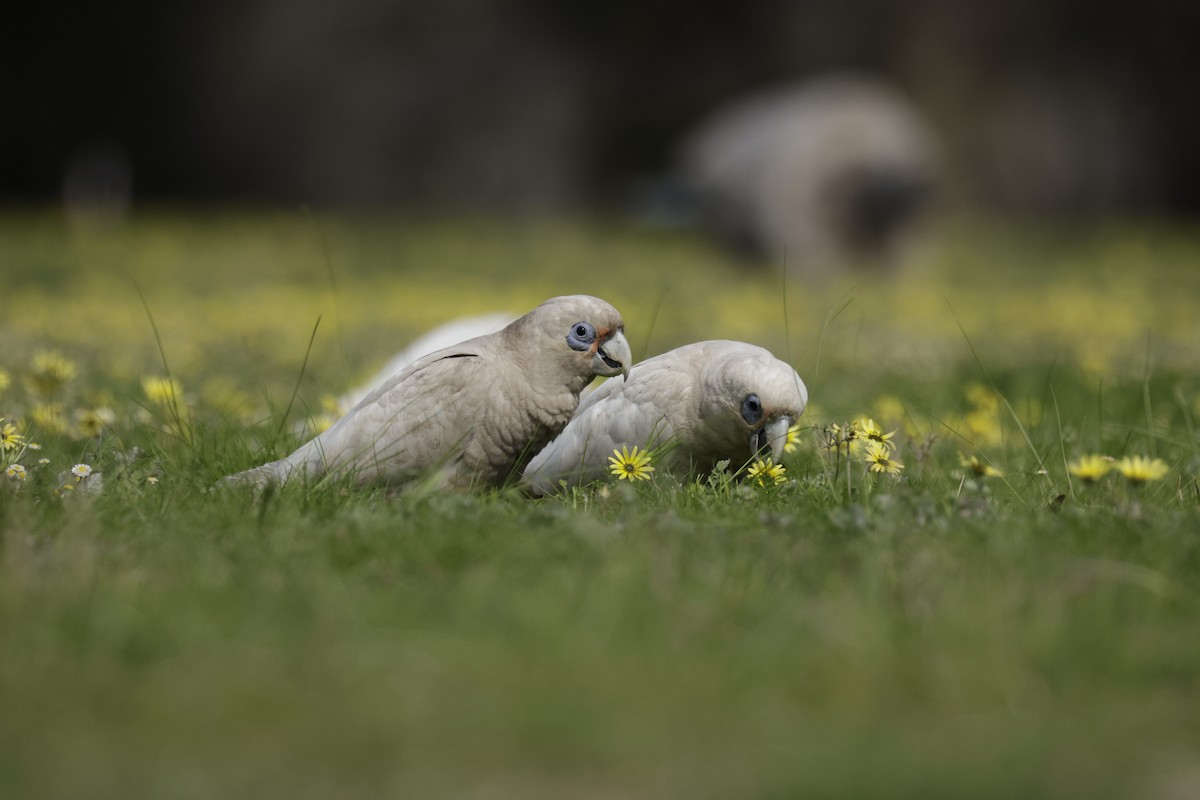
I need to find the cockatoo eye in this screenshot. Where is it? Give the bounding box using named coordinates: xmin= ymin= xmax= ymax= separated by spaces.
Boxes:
xmin=741 ymin=394 xmax=763 ymax=425
xmin=567 ymin=321 xmax=597 ymax=351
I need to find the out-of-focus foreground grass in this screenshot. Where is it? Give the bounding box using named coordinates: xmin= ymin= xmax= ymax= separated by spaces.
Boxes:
xmin=1 ymin=210 xmax=1199 ymax=799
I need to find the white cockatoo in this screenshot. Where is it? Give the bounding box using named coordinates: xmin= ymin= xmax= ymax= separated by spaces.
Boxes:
xmin=223 ymin=295 xmax=631 ymax=491
xmin=681 ymin=74 xmax=939 ymax=270
xmin=524 ymin=340 xmax=807 ymax=493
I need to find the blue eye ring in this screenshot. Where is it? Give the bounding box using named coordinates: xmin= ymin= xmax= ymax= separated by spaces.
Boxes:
xmin=567 ymin=321 xmax=596 ymax=351
xmin=741 ymin=394 xmax=763 ymax=425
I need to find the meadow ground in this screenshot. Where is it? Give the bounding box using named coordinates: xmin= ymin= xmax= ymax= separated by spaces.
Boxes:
xmin=1 ymin=211 xmax=1199 ymax=798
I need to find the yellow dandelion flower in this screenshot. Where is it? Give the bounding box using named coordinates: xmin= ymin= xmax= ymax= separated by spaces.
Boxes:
xmin=959 ymin=454 xmax=1003 ymax=478
xmin=855 ymin=417 xmax=896 ymax=450
xmin=608 ymin=445 xmax=654 ymax=481
xmin=71 ymin=463 xmax=94 ymax=479
xmin=965 ymin=382 xmax=1000 ymax=413
xmin=865 ymin=441 xmax=904 ymax=475
xmin=143 ymin=376 xmax=185 ymax=407
xmin=0 ymin=420 xmax=24 ymax=451
xmin=746 ymin=458 xmax=788 ymax=486
xmin=310 ymin=412 xmax=340 ymax=434
xmin=5 ymin=464 xmax=26 ymax=480
xmin=28 ymin=350 xmax=78 ymax=396
xmin=964 ymin=409 xmax=1003 ymax=447
xmin=31 ymin=404 xmax=69 ymax=436
xmin=784 ymin=422 xmax=802 ymax=454
xmin=1068 ymin=454 xmax=1112 ymax=483
xmin=823 ymin=421 xmax=859 ymax=454
xmin=75 ymin=407 xmax=116 ymax=438
xmin=1114 ymin=455 xmax=1168 ymax=485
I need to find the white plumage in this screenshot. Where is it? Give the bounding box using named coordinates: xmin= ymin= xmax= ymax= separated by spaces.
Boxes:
xmin=524 ymin=340 xmax=807 ymax=493
xmin=223 ymin=295 xmax=631 ymax=491
xmin=681 ymin=74 xmax=939 ymax=270
xmin=337 ymin=312 xmax=517 ymax=414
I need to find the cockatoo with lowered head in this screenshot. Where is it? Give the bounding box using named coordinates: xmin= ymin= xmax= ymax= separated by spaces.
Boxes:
xmin=222 ymin=295 xmax=631 ymax=491
xmin=524 ymin=340 xmax=807 ymax=493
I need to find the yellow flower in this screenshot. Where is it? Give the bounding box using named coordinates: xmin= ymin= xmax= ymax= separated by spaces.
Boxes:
xmin=855 ymin=417 xmax=896 ymax=450
xmin=143 ymin=376 xmax=185 ymax=407
xmin=784 ymin=422 xmax=802 ymax=454
xmin=311 ymin=414 xmax=339 ymax=434
xmin=75 ymin=408 xmax=116 ymax=438
xmin=963 ymin=409 xmax=1003 ymax=447
xmin=965 ymin=382 xmax=1000 ymax=413
xmin=31 ymin=404 xmax=69 ymax=436
xmin=28 ymin=350 xmax=78 ymax=396
xmin=308 ymin=397 xmax=342 ymax=434
xmin=823 ymin=421 xmax=859 ymax=454
xmin=959 ymin=454 xmax=1002 ymax=478
xmin=746 ymin=458 xmax=787 ymax=486
xmin=0 ymin=420 xmax=24 ymax=451
xmin=865 ymin=441 xmax=904 ymax=475
xmin=608 ymin=445 xmax=654 ymax=481
xmin=1068 ymin=454 xmax=1112 ymax=483
xmin=1114 ymin=455 xmax=1168 ymax=485
xmin=71 ymin=463 xmax=94 ymax=479
xmin=5 ymin=464 xmax=26 ymax=480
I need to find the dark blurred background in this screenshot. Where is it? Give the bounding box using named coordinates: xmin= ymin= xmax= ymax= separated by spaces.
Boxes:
xmin=3 ymin=0 xmax=1197 ymax=218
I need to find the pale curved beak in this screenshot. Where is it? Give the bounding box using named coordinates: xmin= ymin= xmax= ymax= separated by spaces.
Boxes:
xmin=750 ymin=415 xmax=793 ymax=461
xmin=593 ymin=330 xmax=632 ymax=380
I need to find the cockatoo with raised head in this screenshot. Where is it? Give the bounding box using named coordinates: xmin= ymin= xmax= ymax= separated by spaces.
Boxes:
xmin=223 ymin=295 xmax=631 ymax=491
xmin=524 ymin=340 xmax=807 ymax=493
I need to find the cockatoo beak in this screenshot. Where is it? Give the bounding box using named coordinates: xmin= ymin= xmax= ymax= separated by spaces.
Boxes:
xmin=593 ymin=330 xmax=632 ymax=381
xmin=750 ymin=416 xmax=793 ymax=461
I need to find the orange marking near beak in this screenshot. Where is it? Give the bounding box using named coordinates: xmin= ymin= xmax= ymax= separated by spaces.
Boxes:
xmin=591 ymin=326 xmax=611 ymax=354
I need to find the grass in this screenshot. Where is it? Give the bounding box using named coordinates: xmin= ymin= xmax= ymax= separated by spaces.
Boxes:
xmin=2 ymin=210 xmax=1200 ymax=798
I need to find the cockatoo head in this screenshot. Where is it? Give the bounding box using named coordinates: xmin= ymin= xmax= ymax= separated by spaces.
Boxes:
xmin=698 ymin=343 xmax=808 ymax=464
xmin=516 ymin=295 xmax=632 ymax=389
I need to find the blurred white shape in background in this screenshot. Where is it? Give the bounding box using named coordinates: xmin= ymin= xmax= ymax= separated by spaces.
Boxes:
xmin=680 ymin=74 xmax=941 ymax=274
